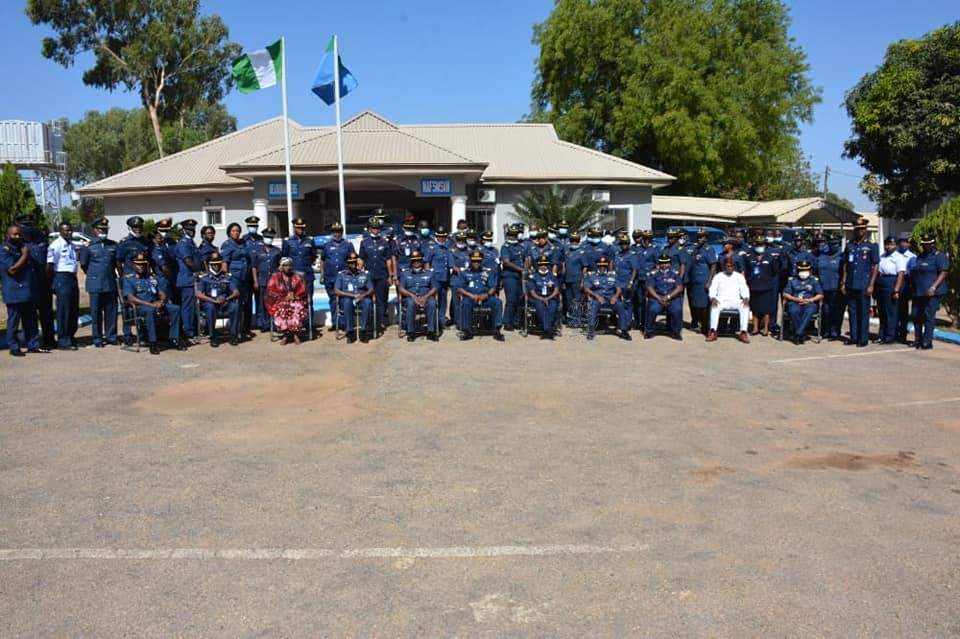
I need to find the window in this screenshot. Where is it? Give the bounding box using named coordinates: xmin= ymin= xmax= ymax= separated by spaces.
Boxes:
xmin=598 ymin=207 xmax=629 ymax=234
xmin=466 ymin=207 xmax=493 ymax=233
xmin=204 ymin=207 xmax=223 ymax=227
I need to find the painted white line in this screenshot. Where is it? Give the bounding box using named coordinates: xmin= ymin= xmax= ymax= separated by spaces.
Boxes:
xmin=895 ymin=397 xmax=960 ymax=407
xmin=0 ymin=544 xmax=645 ymax=561
xmin=771 ymin=348 xmax=911 ymax=364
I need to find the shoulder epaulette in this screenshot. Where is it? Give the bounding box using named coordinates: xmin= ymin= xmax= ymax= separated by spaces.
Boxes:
xmin=124 ymin=273 xmax=134 ymax=278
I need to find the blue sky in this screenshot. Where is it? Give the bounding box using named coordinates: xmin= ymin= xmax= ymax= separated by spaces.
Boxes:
xmin=2 ymin=0 xmax=958 ymax=212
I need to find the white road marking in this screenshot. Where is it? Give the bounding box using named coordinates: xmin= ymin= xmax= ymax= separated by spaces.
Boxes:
xmin=0 ymin=543 xmax=645 ymax=561
xmin=179 ymin=363 xmax=200 ymax=369
xmin=895 ymin=397 xmax=960 ymax=407
xmin=770 ymin=348 xmax=912 ymax=364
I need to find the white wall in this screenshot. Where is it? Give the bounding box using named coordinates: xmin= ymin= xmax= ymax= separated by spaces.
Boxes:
xmin=103 ymin=191 xmax=254 ymax=241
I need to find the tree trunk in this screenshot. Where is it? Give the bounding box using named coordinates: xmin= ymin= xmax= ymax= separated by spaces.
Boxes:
xmin=146 ymin=103 xmax=165 ymax=158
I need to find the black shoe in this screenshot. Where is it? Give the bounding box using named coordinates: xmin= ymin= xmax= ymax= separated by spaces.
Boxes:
xmin=347 ymin=334 xmax=357 ymax=344
xmin=503 ymin=325 xmax=515 ymax=332
xmin=175 ymin=340 xmax=187 ymax=351
xmin=10 ymin=350 xmax=24 ymax=357
xmin=460 ymin=332 xmax=473 ymax=341
xmin=149 ymin=343 xmax=160 ymax=355
xmin=644 ymin=333 xmax=654 ymax=340
xmin=428 ymin=332 xmax=439 ymax=342
xmin=586 ymin=332 xmax=596 ymax=341
xmin=407 ymin=334 xmax=416 ymax=342
xmin=64 ymin=344 xmax=78 ymax=351
xmin=210 ymin=339 xmax=219 ymax=348
xmin=444 ymin=319 xmax=456 ymax=328
xmin=671 ymin=333 xmax=683 ymax=341
xmin=28 ymin=348 xmax=51 ymax=354
xmin=94 ymin=342 xmax=105 ymax=348
xmin=360 ymin=333 xmax=369 ymax=344
xmin=493 ymin=330 xmax=505 ymax=342
xmin=857 ymin=342 xmax=868 ymax=348
xmin=619 ymin=330 xmax=632 ymax=341
xmin=107 ymin=341 xmax=120 ymax=346
xmin=793 ymin=335 xmax=801 ymax=345
xmin=229 ymin=336 xmax=239 ymax=346
xmin=540 ymin=332 xmax=549 ymax=340
xmin=921 ymin=344 xmax=933 ymax=350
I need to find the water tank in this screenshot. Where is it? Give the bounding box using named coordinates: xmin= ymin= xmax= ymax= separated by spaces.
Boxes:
xmin=0 ymin=120 xmax=65 ymax=168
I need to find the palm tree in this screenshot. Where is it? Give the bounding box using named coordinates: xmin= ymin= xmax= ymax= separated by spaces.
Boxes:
xmin=511 ymin=185 xmax=603 ymax=231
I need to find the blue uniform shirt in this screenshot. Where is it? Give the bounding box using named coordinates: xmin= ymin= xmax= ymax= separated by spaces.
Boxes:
xmin=687 ymin=244 xmax=717 ymax=284
xmin=718 ymin=251 xmax=746 ymax=274
xmin=460 ymin=267 xmax=499 ymax=293
xmin=394 ymin=236 xmax=423 ymax=272
xmin=122 ymin=273 xmax=162 ymax=303
xmin=219 ymin=239 xmax=251 ymax=280
xmin=563 ymin=246 xmax=585 ymax=284
xmin=251 ymin=244 xmax=281 ymax=285
xmin=784 ymin=276 xmax=823 ymax=303
xmin=613 ymin=248 xmax=637 ymax=289
xmin=746 ymin=253 xmax=778 ymax=291
xmin=0 ymin=240 xmax=36 ymax=304
xmin=359 ymin=236 xmax=394 ymax=279
xmin=198 ymin=240 xmax=218 ymax=265
xmin=480 ymin=245 xmax=500 ymax=271
xmin=814 ymin=249 xmax=843 ymax=291
xmin=911 ymin=249 xmax=950 ymax=296
xmin=499 ymin=242 xmax=527 ymax=278
xmin=633 ymin=246 xmax=660 ymax=280
xmin=400 ymin=268 xmax=436 ymax=296
xmin=580 ymin=241 xmax=615 ymax=271
xmin=196 ymin=270 xmax=235 ymax=299
xmin=584 ymin=270 xmax=619 ymax=297
xmin=117 ymin=234 xmax=151 ymax=275
xmin=335 ymin=269 xmax=372 ymax=295
xmin=282 ymin=235 xmax=318 ymax=275
xmin=648 ymin=268 xmax=682 ymax=296
xmin=425 ymin=244 xmax=451 ymax=283
xmin=80 ymin=239 xmax=119 ymax=293
xmin=531 ymin=271 xmax=560 ymax=298
xmin=528 ymin=244 xmax=561 ymax=269
xmin=175 ymin=237 xmax=201 ymax=287
xmin=842 ymin=239 xmax=879 ymax=289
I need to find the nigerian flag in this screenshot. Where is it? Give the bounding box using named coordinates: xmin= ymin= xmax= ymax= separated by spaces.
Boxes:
xmin=232 ymin=40 xmax=283 ymax=93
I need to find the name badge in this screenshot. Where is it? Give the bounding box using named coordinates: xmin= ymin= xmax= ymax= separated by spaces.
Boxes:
xmin=849 ymin=253 xmax=854 ymax=263
xmin=347 ymin=283 xmax=355 ymax=292
xmin=541 ymin=286 xmax=548 ymax=296
xmin=211 ymin=286 xmax=219 ymax=298
xmin=753 ymin=266 xmax=760 ymax=276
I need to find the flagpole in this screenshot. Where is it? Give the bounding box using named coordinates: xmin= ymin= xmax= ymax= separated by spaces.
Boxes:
xmin=333 ymin=35 xmax=347 ymax=232
xmin=281 ymin=36 xmax=295 ymax=237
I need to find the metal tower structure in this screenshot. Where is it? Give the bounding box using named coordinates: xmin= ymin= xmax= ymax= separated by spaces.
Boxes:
xmin=0 ymin=119 xmax=68 ymax=225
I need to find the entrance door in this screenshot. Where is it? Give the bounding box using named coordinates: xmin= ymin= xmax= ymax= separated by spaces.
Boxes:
xmin=268 ymin=208 xmax=289 ymax=238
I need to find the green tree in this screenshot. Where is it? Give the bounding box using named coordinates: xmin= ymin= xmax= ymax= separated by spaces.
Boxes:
xmin=512 ymin=186 xmax=604 ymax=231
xmin=27 ymin=0 xmax=240 ymax=157
xmin=844 ymin=22 xmax=960 ymax=220
xmin=529 ymin=0 xmax=820 ymax=199
xmin=0 ymin=162 xmax=41 ymax=231
xmin=912 ymin=197 xmax=960 ymax=328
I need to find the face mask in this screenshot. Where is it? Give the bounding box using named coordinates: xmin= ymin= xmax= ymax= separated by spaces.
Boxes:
xmin=264 ymin=238 xmax=274 ymax=246
xmin=772 ymin=237 xmax=783 ymax=244
xmin=412 ymin=264 xmax=422 ymax=272
xmin=678 ymin=237 xmax=687 ymax=245
xmin=897 ymin=246 xmax=908 ymax=254
xmin=755 ymin=246 xmax=766 ymax=254
xmin=569 ymin=243 xmax=579 ymax=249
xmin=538 ymin=268 xmax=549 ymax=275
xmin=404 ymin=231 xmax=415 ymax=237
xmin=420 ymin=229 xmax=430 ymax=237
xmin=798 ymin=271 xmax=810 ymax=280
xmin=548 ymin=232 xmax=557 ymax=240
xmin=456 ymin=242 xmax=466 ymax=250
xmin=507 ymin=239 xmax=518 ymax=245
xmin=483 ymin=241 xmax=494 ymax=249
xmin=130 ymin=230 xmax=142 ymax=238
xmin=558 ymin=229 xmax=568 ymax=236
xmin=98 ymin=233 xmax=108 ymax=240
xmin=246 ymin=226 xmax=257 ymax=234
xmin=369 ymin=230 xmax=380 ymax=238
xmin=467 ymin=240 xmax=477 ymax=247
xmin=158 ymin=231 xmax=168 ymax=239
xmin=209 ymin=267 xmax=219 ymax=275
xmin=588 ymin=237 xmax=601 ymax=245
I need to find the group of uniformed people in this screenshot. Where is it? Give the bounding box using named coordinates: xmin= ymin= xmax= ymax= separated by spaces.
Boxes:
xmin=2 ymin=210 xmax=951 ymax=355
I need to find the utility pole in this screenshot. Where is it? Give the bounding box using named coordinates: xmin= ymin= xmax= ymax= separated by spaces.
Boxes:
xmin=822 ymin=165 xmax=830 ymax=200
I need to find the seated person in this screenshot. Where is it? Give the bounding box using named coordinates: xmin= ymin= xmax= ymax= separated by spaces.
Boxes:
xmin=264 ymin=257 xmax=308 ymax=345
xmin=528 ymin=254 xmax=561 ymax=340
xmin=782 ymin=259 xmax=824 ymax=345
xmin=457 ymin=251 xmax=505 ymax=341
xmin=706 ymin=257 xmax=751 ymax=343
xmin=122 ymin=252 xmax=185 ymax=354
xmin=194 ymin=252 xmax=241 ymax=347
xmin=583 ymin=255 xmax=631 ymax=340
xmin=398 ymin=251 xmax=439 ymax=342
xmin=645 ymin=253 xmax=684 ymax=340
xmin=334 ymin=252 xmax=374 ymax=343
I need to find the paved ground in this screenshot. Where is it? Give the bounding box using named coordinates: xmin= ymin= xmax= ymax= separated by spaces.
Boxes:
xmin=1 ymin=321 xmax=959 ymax=637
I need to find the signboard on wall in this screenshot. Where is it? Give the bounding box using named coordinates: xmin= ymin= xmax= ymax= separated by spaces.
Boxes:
xmin=418 ymin=178 xmax=452 ymax=197
xmin=268 ymin=180 xmax=300 ymax=199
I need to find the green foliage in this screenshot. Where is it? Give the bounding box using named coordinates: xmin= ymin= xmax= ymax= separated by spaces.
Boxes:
xmin=529 ymin=0 xmax=821 ymax=199
xmin=27 ymin=0 xmax=240 ymax=156
xmin=512 ymin=186 xmax=604 ymax=230
xmin=912 ymin=197 xmax=960 ymax=327
xmin=844 ymin=22 xmax=960 ymax=219
xmin=0 ymin=162 xmax=42 ymax=231
xmin=63 ymin=104 xmax=236 ymax=185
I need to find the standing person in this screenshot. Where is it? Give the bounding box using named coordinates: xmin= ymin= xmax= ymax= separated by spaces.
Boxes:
xmin=782 ymin=260 xmax=824 ymax=345
xmin=685 ymin=228 xmax=717 ymax=335
xmin=394 ymin=217 xmax=423 ymax=276
xmin=479 ymin=230 xmax=500 ymax=271
xmin=1 ymin=224 xmax=44 ymax=356
xmin=580 ymin=226 xmax=615 ymax=272
xmin=498 ymin=226 xmax=526 ymax=331
xmin=745 ymin=236 xmax=778 ymax=336
xmin=910 ymin=232 xmax=950 ymax=350
xmin=251 ymin=227 xmax=281 ymax=331
xmin=718 ymin=237 xmax=746 ymax=273
xmin=612 ymin=233 xmax=637 ymax=328
xmin=152 ymin=218 xmax=178 ymax=300
xmin=424 ymin=227 xmax=451 ymax=326
xmin=562 ymin=230 xmax=585 ymax=326
xmin=705 ymin=257 xmax=751 ymax=343
xmin=645 ymin=253 xmax=684 ymax=340
xmin=662 ymin=228 xmax=688 ymax=281
xmin=46 ymin=221 xmax=80 ymax=350
xmin=198 ymin=225 xmax=218 ymax=267
xmin=17 ymin=215 xmax=55 ymax=349
xmin=219 ymin=222 xmax=252 ymax=340
xmin=358 ymin=216 xmax=394 ymax=335
xmin=80 ymin=217 xmax=119 ymax=347
xmin=841 ymin=217 xmax=880 ymax=347
xmin=528 ymin=254 xmax=561 ymax=339
xmin=316 ymin=221 xmax=350 ymax=322
xmin=282 ymin=218 xmax=319 ymax=307
xmin=240 ymin=215 xmax=264 ymax=334
xmin=814 ymin=233 xmax=846 ymax=340
xmin=448 ymin=231 xmax=472 ymax=328
xmin=895 ymin=232 xmax=917 ymax=344
xmin=875 ymin=235 xmax=907 ymax=344
xmin=632 ymin=230 xmax=659 ymax=331
xmin=174 ymin=219 xmax=201 ymax=342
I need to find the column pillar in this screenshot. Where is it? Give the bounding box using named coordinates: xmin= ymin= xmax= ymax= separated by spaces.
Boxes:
xmin=451 ymin=195 xmax=467 ymax=230
xmin=253 ymin=198 xmax=269 ymax=225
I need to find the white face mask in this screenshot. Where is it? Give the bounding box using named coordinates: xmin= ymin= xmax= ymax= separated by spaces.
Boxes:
xmin=798 ymin=271 xmax=810 ymax=280
xmin=678 ymin=237 xmax=687 ymax=245
xmin=404 ymin=231 xmax=415 ymax=237
xmin=159 ymin=231 xmax=167 ymax=239
xmin=130 ymin=229 xmax=142 ymax=238
xmin=264 ymin=238 xmax=274 ymax=246
xmin=246 ymin=226 xmax=258 ymax=234
xmin=97 ymin=233 xmax=108 ymax=240
xmin=483 ymin=241 xmax=494 ymax=249
xmin=538 ymin=268 xmax=549 ymax=275
xmin=209 ymin=267 xmax=219 ymax=275
xmin=755 ymin=246 xmax=766 ymax=254
xmin=548 ymin=232 xmax=557 ymax=240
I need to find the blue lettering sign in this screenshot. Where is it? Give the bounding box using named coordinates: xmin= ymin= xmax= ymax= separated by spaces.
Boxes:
xmin=268 ymin=180 xmax=300 ymax=199
xmin=419 ymin=178 xmax=452 ymax=197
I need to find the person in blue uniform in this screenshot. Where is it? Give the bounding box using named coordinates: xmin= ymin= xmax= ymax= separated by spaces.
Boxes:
xmin=173 ymin=219 xmax=201 ymax=341
xmin=240 ymin=215 xmax=264 ymax=333
xmin=46 ymin=221 xmax=80 ymax=349
xmin=813 ymin=233 xmax=845 ymax=340
xmin=358 ymin=215 xmax=395 ymax=334
xmin=579 ymin=226 xmax=614 ymax=272
xmin=874 ymin=235 xmax=907 ymax=344
xmin=17 ymin=214 xmax=55 ymax=348
xmin=334 ymin=252 xmax=374 ymax=343
xmin=398 ymin=251 xmax=439 ymax=342
xmin=685 ymin=228 xmax=718 ymax=334
xmin=198 ymin=225 xmax=218 ymax=267
xmin=895 ymin=232 xmax=917 ymax=343
xmin=116 ymin=216 xmax=152 ymax=345
xmin=251 ymin=227 xmax=281 ymax=331
xmin=151 ymin=218 xmax=178 ymax=299
xmin=645 ymin=253 xmax=684 ymax=340
xmin=219 ymin=222 xmax=252 ymax=340
xmin=317 ymin=221 xmax=350 ymax=313
xmin=80 ymin=217 xmax=120 ymax=347
xmin=782 ymin=260 xmax=824 ymax=345
xmin=718 ymin=237 xmax=746 ymax=273
xmin=910 ymin=232 xmax=950 ymax=350
xmin=583 ymin=255 xmax=631 ymax=340
xmin=1 ymin=223 xmax=44 ymax=356
xmin=394 ymin=217 xmax=423 ymax=277
xmin=631 ymin=230 xmax=660 ymax=331
xmin=840 ymin=217 xmax=880 ymax=347
xmin=498 ymin=226 xmax=526 ymax=331
xmin=562 ymin=230 xmax=585 ymax=326
xmin=122 ymin=252 xmax=185 ymax=354
xmin=526 ymin=232 xmax=561 ymax=273
xmin=528 ymin=254 xmax=561 ymax=339
xmin=479 ymin=230 xmax=500 ymax=271
xmin=745 ymin=236 xmax=779 ymax=336
xmin=282 ymin=217 xmax=319 ymax=309
xmin=764 ymin=229 xmax=788 ymax=335
xmin=662 ymin=228 xmax=688 ymax=281
xmin=612 ymin=233 xmax=637 ymax=328
xmin=457 ymin=251 xmax=505 ymax=341
xmin=785 ymin=231 xmax=815 ymax=276
xmin=424 ymin=227 xmax=451 ymax=327
xmin=448 ymin=231 xmax=473 ymax=328
xmin=194 ymin=251 xmax=240 ymax=347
